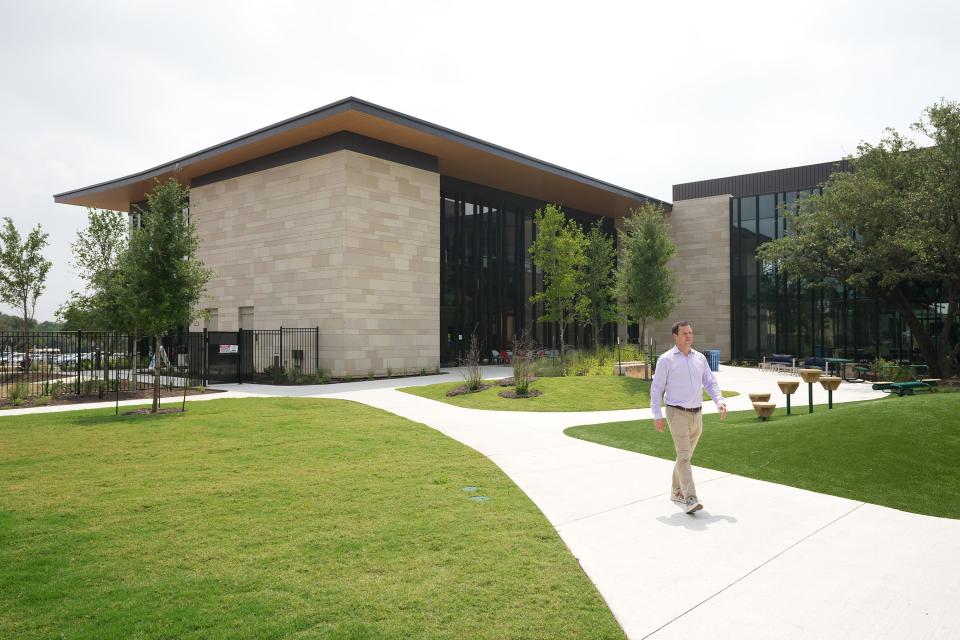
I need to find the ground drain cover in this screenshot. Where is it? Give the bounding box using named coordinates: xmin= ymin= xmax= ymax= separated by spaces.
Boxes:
xmin=469 ymin=495 xmax=490 ymax=502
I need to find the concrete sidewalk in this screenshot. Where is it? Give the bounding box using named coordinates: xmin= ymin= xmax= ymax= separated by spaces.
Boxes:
xmin=4 ymin=365 xmax=958 ymax=638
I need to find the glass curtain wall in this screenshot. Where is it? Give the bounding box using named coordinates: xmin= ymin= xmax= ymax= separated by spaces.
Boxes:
xmin=730 ymin=190 xmax=948 ymax=363
xmin=440 ymin=177 xmax=616 ymax=364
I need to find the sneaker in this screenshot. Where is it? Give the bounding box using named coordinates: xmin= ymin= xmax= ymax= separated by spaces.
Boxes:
xmin=684 ymin=496 xmax=703 ymax=514
xmin=670 ymin=489 xmax=685 ymax=504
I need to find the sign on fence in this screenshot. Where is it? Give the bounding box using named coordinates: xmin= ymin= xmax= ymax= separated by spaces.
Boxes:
xmin=218 ymin=344 xmax=238 ymax=354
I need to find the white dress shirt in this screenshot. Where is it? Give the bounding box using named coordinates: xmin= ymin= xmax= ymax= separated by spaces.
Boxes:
xmin=650 ymin=345 xmax=725 ymax=420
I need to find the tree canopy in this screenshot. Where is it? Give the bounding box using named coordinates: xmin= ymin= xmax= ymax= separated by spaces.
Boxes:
xmin=580 ymin=221 xmax=618 ymax=348
xmin=758 ymin=100 xmax=960 ymax=377
xmin=528 ymin=204 xmax=587 ymax=362
xmin=58 ymin=208 xmax=129 ymax=330
xmin=125 ymin=178 xmax=212 ymax=411
xmin=616 ymin=203 xmax=678 ymax=347
xmin=0 ymin=217 xmax=51 ymax=332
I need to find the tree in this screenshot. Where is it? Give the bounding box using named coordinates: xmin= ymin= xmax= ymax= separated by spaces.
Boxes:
xmin=616 ymin=203 xmax=678 ymax=347
xmin=58 ymin=208 xmax=129 ymax=330
xmin=0 ymin=217 xmax=52 ymax=332
xmin=758 ymin=100 xmax=960 ymax=378
xmin=124 ymin=178 xmax=212 ymax=411
xmin=581 ymin=220 xmax=618 ymax=348
xmin=529 ymin=204 xmax=587 ymax=364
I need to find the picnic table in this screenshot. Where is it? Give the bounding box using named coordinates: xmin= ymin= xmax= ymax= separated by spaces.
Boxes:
xmin=823 ymin=357 xmax=855 ymax=381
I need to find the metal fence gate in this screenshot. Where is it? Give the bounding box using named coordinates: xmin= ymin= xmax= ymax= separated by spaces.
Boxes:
xmin=0 ymin=327 xmax=320 ymax=398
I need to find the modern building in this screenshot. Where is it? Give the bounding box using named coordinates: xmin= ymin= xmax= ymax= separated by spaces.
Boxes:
xmin=54 ymin=97 xmax=666 ymax=376
xmin=660 ymin=161 xmax=949 ymax=363
xmin=55 ymin=98 xmax=947 ymax=374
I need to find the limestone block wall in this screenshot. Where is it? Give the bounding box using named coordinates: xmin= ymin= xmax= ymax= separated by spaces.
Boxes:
xmin=648 ymin=194 xmax=731 ymax=358
xmin=190 ymin=149 xmax=440 ymax=377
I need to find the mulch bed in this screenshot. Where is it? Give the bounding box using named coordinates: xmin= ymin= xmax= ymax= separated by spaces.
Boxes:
xmin=497 ymin=389 xmax=543 ymax=399
xmin=446 ymin=383 xmax=492 ymax=397
xmin=0 ymin=387 xmax=224 ymax=410
xmin=496 ymin=376 xmax=538 ymax=387
xmin=122 ymin=407 xmax=187 ymax=416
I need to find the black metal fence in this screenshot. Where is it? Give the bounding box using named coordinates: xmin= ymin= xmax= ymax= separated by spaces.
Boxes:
xmin=0 ymin=327 xmax=320 ymax=400
xmin=208 ymin=327 xmax=321 ymax=384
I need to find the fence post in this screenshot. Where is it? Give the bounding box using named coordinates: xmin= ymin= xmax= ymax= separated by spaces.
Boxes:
xmin=237 ymin=329 xmax=242 ymax=385
xmin=203 ymin=328 xmax=208 ymax=387
xmin=279 ymin=326 xmax=284 ymax=372
xmin=76 ymin=329 xmax=82 ymax=396
xmin=316 ymin=326 xmax=319 ymax=374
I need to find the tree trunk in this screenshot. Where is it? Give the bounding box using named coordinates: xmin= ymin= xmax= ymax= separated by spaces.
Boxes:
xmin=131 ymin=331 xmax=138 ymax=401
xmin=559 ymin=311 xmax=566 ymax=367
xmin=887 ymin=286 xmax=949 ymax=377
xmin=639 ymin=318 xmax=647 ymax=350
xmin=936 ymin=282 xmax=959 ymax=378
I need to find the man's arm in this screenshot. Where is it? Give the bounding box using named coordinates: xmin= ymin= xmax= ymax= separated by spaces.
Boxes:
xmin=701 ymin=359 xmax=728 ymax=419
xmin=650 ymin=355 xmax=669 ymax=431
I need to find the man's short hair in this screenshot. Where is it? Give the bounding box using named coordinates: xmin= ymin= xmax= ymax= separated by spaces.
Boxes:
xmin=671 ymin=321 xmax=692 ymax=335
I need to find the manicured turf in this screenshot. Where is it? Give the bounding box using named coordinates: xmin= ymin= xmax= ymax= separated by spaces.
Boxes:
xmin=400 ymin=376 xmax=737 ymax=412
xmin=565 ymin=392 xmax=960 ymax=519
xmin=0 ymin=398 xmax=624 ymax=639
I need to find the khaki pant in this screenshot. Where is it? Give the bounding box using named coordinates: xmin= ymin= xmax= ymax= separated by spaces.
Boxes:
xmin=665 ymin=406 xmax=703 ymax=499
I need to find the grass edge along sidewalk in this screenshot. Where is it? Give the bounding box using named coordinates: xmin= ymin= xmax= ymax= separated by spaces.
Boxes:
xmin=0 ymin=397 xmax=625 ymax=640
xmin=400 ymin=376 xmax=738 ymax=412
xmin=565 ymin=392 xmax=960 ymax=520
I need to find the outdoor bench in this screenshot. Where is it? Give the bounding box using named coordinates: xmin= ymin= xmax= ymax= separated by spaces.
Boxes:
xmin=871 ymin=379 xmax=939 ymax=396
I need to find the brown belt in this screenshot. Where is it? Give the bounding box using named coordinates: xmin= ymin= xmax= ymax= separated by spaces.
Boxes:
xmin=666 ymin=404 xmax=702 ymax=413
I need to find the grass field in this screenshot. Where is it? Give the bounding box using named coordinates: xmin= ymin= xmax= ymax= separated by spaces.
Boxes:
xmin=400 ymin=376 xmax=737 ymax=412
xmin=0 ymin=398 xmax=624 ymax=639
xmin=565 ymin=392 xmax=960 ymax=519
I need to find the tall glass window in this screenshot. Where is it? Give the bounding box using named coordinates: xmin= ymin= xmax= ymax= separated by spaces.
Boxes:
xmin=439 ymin=177 xmax=616 ymax=364
xmin=729 ymin=188 xmax=952 ymax=363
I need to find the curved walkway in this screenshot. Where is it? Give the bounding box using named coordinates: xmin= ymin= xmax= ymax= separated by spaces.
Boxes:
xmin=4 ymin=366 xmax=958 ymax=639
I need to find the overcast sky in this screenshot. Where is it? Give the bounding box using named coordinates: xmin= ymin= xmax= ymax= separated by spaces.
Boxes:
xmin=2 ymin=0 xmax=958 ymax=321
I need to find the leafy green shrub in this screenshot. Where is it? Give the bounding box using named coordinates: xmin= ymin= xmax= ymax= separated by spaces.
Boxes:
xmin=314 ymin=369 xmax=330 ymax=384
xmin=869 ymin=357 xmax=914 ymax=382
xmin=367 ymin=369 xmax=375 ymax=381
xmin=48 ymin=381 xmax=66 ymax=399
xmin=533 ymin=356 xmax=564 ymax=378
xmin=9 ymin=381 xmax=29 ymax=405
xmin=79 ymin=379 xmax=107 ymax=396
xmin=34 ymin=395 xmax=51 ymax=406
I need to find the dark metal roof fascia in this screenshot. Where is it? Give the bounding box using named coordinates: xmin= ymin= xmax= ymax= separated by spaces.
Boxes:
xmin=54 ymin=97 xmax=668 ymax=209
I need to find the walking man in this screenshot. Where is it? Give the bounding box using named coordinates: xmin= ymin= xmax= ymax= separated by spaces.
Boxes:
xmin=650 ymin=321 xmax=727 ymax=514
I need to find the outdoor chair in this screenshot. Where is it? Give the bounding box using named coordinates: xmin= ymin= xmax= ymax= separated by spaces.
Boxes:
xmin=761 ymin=353 xmax=797 ymax=375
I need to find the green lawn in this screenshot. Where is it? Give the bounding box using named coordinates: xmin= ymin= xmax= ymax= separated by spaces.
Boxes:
xmin=565 ymin=392 xmax=960 ymax=519
xmin=0 ymin=398 xmax=624 ymax=639
xmin=400 ymin=376 xmax=738 ymax=412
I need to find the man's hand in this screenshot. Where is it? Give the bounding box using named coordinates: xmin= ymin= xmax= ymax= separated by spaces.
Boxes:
xmin=654 ymin=418 xmax=665 ymax=432
xmin=718 ymin=404 xmax=728 ymax=420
